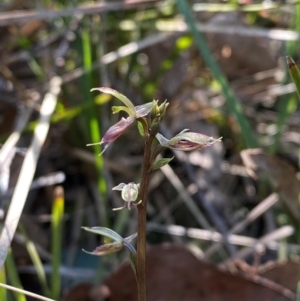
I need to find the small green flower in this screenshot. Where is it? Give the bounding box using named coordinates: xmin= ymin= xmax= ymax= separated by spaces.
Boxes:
xmin=112 ymin=182 xmax=141 ymax=210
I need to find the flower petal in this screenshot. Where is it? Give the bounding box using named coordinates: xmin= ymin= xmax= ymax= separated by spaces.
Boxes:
xmin=155 ymin=133 xmax=170 ymax=147
xmin=112 ymin=183 xmax=127 ymax=191
xmin=83 ymin=242 xmax=124 ymax=256
xmin=135 ymin=102 xmax=154 ymax=118
xmin=121 ymin=182 xmax=139 ymax=203
xmin=91 ymin=87 xmax=136 ymax=114
xmin=88 ymin=117 xmax=134 ymax=155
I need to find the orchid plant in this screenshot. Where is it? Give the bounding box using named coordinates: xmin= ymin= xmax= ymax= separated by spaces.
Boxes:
xmin=82 ymin=87 xmax=222 ymax=301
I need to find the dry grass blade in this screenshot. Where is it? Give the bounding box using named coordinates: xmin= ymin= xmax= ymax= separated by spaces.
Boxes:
xmin=156 ymin=21 xmax=300 ymax=41
xmin=241 ymin=149 xmax=300 ymax=223
xmin=0 ymin=0 xmax=162 ymax=26
xmin=0 ymin=77 xmax=62 ymax=269
xmin=204 ymin=193 xmax=279 ymax=259
xmin=220 ymin=225 xmax=294 ymax=266
xmin=147 ymin=222 xmax=299 ymax=252
xmin=160 ymin=163 xmax=210 ymax=229
xmin=0 ymin=282 xmax=56 ymax=301
xmin=0 ymin=107 xmax=33 ymax=169
xmin=62 ymin=32 xmax=177 ymax=84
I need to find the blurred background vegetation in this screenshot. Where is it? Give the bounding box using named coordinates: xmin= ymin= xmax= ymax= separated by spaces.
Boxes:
xmin=1 ymin=0 xmax=300 ymax=300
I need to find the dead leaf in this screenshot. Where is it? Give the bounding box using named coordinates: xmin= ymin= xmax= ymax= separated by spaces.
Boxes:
xmin=102 ymin=244 xmax=294 ymax=301
xmin=258 ymin=259 xmax=299 ymax=293
xmin=241 ymin=148 xmax=300 ymax=223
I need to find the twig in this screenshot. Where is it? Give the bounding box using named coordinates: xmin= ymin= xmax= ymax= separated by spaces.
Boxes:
xmin=220 ymin=225 xmax=294 ymax=266
xmin=204 ymin=193 xmax=279 ymax=259
xmin=147 ymin=222 xmax=300 ymax=252
xmin=0 ymin=106 xmax=33 ymax=171
xmin=0 ymin=282 xmax=56 ymax=301
xmin=0 ymin=0 xmax=162 ymax=26
xmin=0 ymin=77 xmax=62 ymax=269
xmin=2 ymin=172 xmax=66 ymax=199
xmin=156 ymin=20 xmax=300 ymax=41
xmin=62 ymin=31 xmax=176 ymax=84
xmin=160 ymin=163 xmax=211 ymax=229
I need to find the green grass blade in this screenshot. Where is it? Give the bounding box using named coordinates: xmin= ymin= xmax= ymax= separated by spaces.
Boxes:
xmin=297 ymin=281 xmax=300 ymax=301
xmin=270 ymin=94 xmax=297 ymax=154
xmin=5 ymin=249 xmax=26 ymax=301
xmin=17 ymin=224 xmax=51 ymax=297
xmin=81 ymin=27 xmax=108 ymax=227
xmin=0 ymin=267 xmax=7 ymax=301
xmin=51 ymin=186 xmax=64 ymax=300
xmin=287 ymin=56 xmax=300 ymax=100
xmin=176 ymin=0 xmax=257 ymax=148
xmin=271 ymin=3 xmax=300 ymax=153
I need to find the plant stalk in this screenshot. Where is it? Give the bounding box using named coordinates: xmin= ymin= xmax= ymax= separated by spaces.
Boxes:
xmin=136 ymin=135 xmax=154 ymax=301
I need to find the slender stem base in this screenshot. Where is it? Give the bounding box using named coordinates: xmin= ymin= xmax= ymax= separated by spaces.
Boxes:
xmin=137 ymin=205 xmax=147 ymax=301
xmin=136 ymin=136 xmax=154 ymax=301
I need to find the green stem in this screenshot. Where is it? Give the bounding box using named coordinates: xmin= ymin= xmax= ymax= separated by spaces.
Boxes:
xmin=136 ymin=135 xmax=154 ymax=301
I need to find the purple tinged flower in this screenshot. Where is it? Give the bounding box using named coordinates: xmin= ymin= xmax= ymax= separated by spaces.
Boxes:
xmin=88 ymin=87 xmax=154 ymax=154
xmin=156 ymin=129 xmax=222 ymax=151
xmin=87 ymin=117 xmax=134 ymax=155
xmin=92 ymin=242 xmax=124 ymax=256
xmin=81 ymin=226 xmax=137 ymax=256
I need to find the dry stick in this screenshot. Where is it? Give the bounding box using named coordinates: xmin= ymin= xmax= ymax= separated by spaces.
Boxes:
xmin=62 ymin=32 xmax=176 ymax=84
xmin=3 ymin=172 xmax=66 ymax=198
xmin=204 ymin=193 xmax=279 ymax=259
xmin=160 ymin=163 xmax=211 ymax=229
xmin=0 ymin=0 xmax=162 ymax=26
xmin=157 ymin=21 xmax=300 ymax=41
xmin=189 ymin=170 xmax=237 ymax=256
xmin=220 ymin=225 xmax=294 ymax=267
xmin=147 ymin=223 xmax=300 ymax=252
xmin=0 ymin=106 xmax=33 ymax=169
xmin=0 ymin=282 xmax=56 ymax=301
xmin=62 ymin=20 xmax=300 ymax=85
xmin=0 ymin=77 xmax=62 ymax=269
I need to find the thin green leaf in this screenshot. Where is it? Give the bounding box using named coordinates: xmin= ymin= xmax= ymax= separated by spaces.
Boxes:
xmin=82 ymin=226 xmax=123 ymax=243
xmin=0 ymin=267 xmax=6 ymax=301
xmin=287 ymin=56 xmax=300 ymax=100
xmin=81 ymin=27 xmax=108 ymax=227
xmin=297 ymin=281 xmax=300 ymax=301
xmin=51 ymin=187 xmax=64 ymax=300
xmin=5 ymin=249 xmax=26 ymax=301
xmin=18 ymin=224 xmax=51 ymax=297
xmin=152 ymin=157 xmax=174 ymax=170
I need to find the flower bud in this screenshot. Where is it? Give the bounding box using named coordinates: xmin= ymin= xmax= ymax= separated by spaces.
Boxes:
xmin=150 ymin=100 xmax=160 ymax=120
